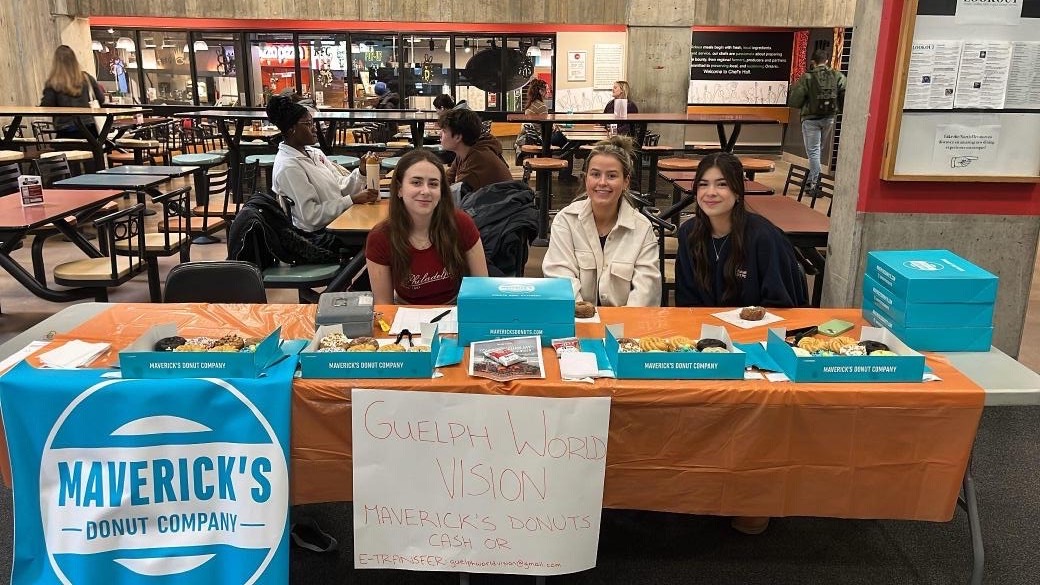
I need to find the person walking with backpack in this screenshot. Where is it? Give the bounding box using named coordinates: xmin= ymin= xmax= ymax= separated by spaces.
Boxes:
xmin=788 ymin=49 xmax=846 ymax=195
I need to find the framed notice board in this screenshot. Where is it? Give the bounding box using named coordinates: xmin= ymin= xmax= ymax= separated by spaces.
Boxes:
xmin=882 ymin=0 xmax=1040 ymax=182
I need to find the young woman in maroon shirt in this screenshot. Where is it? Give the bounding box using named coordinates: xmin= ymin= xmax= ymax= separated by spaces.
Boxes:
xmin=365 ymin=149 xmax=489 ymax=305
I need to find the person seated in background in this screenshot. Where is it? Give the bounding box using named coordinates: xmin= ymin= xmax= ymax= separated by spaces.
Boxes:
xmin=674 ymin=152 xmax=808 ymax=309
xmin=267 ymin=95 xmax=379 ymax=235
xmin=366 ymin=149 xmax=489 ymax=305
xmin=603 ymin=80 xmax=641 ymax=140
xmin=373 ymin=81 xmax=400 ymax=109
xmin=440 ymin=108 xmax=512 ymax=194
xmin=542 ymin=136 xmax=660 ymax=307
xmin=433 ymin=93 xmax=470 ymax=111
xmin=513 ymin=79 xmax=549 ymax=162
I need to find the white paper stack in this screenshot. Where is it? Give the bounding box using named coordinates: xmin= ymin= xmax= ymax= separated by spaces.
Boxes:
xmin=37 ymin=340 xmax=111 ymax=369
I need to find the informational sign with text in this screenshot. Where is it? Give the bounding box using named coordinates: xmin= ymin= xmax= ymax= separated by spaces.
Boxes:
xmin=352 ymin=390 xmax=611 ymax=576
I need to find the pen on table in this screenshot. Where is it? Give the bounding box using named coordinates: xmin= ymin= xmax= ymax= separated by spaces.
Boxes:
xmin=430 ymin=309 xmax=453 ymax=323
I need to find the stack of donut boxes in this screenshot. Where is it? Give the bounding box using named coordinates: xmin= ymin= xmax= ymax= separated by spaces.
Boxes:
xmin=861 ymin=250 xmax=998 ymax=352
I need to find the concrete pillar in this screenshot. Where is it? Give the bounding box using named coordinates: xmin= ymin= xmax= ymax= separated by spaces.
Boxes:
xmin=0 ymin=2 xmax=91 ymax=107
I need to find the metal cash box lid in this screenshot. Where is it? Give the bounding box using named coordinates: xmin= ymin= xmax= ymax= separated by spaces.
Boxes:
xmin=315 ymin=292 xmax=375 ymax=336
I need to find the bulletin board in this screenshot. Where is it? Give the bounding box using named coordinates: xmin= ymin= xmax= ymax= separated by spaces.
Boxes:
xmin=882 ymin=0 xmax=1040 ymax=182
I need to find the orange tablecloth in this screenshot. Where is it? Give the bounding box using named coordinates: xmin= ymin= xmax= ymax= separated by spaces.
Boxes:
xmin=8 ymin=303 xmax=983 ymax=522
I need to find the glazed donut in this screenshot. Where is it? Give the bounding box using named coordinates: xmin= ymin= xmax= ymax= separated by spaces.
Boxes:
xmin=639 ymin=336 xmax=674 ymax=352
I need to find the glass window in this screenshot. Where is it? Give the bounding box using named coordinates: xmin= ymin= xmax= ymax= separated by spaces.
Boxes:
xmin=453 ymin=36 xmax=503 ymax=112
xmin=90 ymin=28 xmax=141 ymax=104
xmin=300 ymin=34 xmax=348 ymax=108
xmin=351 ymin=33 xmax=402 ymax=108
xmin=507 ymin=36 xmax=554 ymax=113
xmin=193 ymin=32 xmax=243 ymax=106
xmin=135 ymin=30 xmax=193 ymax=105
xmin=249 ymin=33 xmax=297 ymax=106
xmin=400 ymin=35 xmax=451 ymax=110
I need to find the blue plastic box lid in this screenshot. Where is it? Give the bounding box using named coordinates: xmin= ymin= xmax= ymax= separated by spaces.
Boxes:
xmin=864 ymin=250 xmax=997 ymax=303
xmin=458 ymin=277 xmax=574 ymax=324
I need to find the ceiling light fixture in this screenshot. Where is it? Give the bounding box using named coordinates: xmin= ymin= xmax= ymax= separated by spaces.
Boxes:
xmin=91 ymin=40 xmax=103 ymax=51
xmin=429 ymin=39 xmax=435 ymax=51
xmin=183 ymin=43 xmax=190 ymax=53
xmin=193 ymin=40 xmax=209 ymax=51
xmin=526 ymin=45 xmax=540 ymax=57
xmin=115 ymin=37 xmax=135 ymax=50
xmin=463 ymin=39 xmax=470 ymax=53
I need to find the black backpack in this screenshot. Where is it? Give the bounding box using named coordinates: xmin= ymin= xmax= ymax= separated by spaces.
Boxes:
xmin=807 ymin=67 xmax=840 ymax=117
xmin=227 ymin=194 xmax=343 ymax=270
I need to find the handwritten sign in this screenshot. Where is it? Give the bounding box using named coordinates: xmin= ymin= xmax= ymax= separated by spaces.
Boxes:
xmin=351 ymin=389 xmax=611 ymax=576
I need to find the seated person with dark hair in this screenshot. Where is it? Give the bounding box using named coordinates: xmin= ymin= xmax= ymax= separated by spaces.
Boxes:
xmin=433 ymin=93 xmax=470 ymax=112
xmin=440 ymin=108 xmax=512 ymax=193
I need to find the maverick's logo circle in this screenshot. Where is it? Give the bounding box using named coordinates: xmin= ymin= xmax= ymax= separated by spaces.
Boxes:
xmin=903 ymin=260 xmax=944 ymax=271
xmin=39 ymin=378 xmax=287 ymax=584
xmin=498 ymin=283 xmax=536 ymax=293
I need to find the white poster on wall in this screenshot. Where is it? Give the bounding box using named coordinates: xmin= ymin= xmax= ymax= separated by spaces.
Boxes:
xmin=688 ymin=80 xmax=788 ymax=105
xmin=593 ymin=44 xmax=623 ymax=90
xmin=904 ymin=41 xmax=962 ymax=109
xmin=1005 ymin=41 xmax=1040 ymax=109
xmin=352 ymin=389 xmax=611 ymax=576
xmin=567 ymin=51 xmax=587 ymax=82
xmin=954 ymin=42 xmax=1012 ymax=108
xmin=955 ymin=0 xmax=1023 ymax=25
xmin=932 ymin=124 xmax=1001 ymax=173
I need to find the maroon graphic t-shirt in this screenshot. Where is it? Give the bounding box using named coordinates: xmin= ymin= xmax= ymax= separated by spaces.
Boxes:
xmin=366 ymin=210 xmax=480 ymax=304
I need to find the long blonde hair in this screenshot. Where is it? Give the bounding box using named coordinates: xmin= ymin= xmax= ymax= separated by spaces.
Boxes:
xmin=45 ymin=45 xmax=87 ymax=97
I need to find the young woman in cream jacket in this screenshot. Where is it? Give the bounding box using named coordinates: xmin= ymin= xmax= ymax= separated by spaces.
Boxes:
xmin=542 ymin=136 xmax=660 ymax=307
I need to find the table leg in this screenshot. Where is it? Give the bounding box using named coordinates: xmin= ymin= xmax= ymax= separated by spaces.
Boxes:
xmin=0 ymin=242 xmax=104 ymax=303
xmin=533 ymin=169 xmax=551 ymax=247
xmin=411 ymin=121 xmax=425 ymax=149
xmin=1 ymin=116 xmax=24 ymax=148
xmin=958 ymin=455 xmax=984 ymax=585
xmin=325 ymin=251 xmax=367 ymax=292
xmin=721 ymin=122 xmax=744 ymax=152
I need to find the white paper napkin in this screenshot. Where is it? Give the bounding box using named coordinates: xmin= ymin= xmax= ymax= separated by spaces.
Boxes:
xmin=712 ymin=308 xmax=785 ymax=329
xmin=38 ymin=340 xmax=111 ymax=369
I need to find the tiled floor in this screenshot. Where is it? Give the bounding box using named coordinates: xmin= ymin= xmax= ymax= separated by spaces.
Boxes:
xmin=1 ymin=157 xmax=1037 ymax=372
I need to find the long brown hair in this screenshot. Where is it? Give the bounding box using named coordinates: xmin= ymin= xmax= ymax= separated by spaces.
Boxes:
xmin=45 ymin=45 xmax=87 ymax=97
xmin=384 ymin=149 xmax=466 ymax=286
xmin=527 ymin=79 xmax=547 ymax=104
xmin=686 ymin=152 xmax=750 ymax=304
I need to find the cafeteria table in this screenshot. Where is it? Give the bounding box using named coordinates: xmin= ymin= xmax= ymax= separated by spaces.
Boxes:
xmin=54 ymin=173 xmax=169 ymax=217
xmin=0 ymin=106 xmax=149 ymax=169
xmin=0 ymin=189 xmax=124 ymax=302
xmin=0 ymin=302 xmax=1026 ymax=585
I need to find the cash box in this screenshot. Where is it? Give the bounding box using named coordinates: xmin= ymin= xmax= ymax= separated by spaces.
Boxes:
xmin=315 ymin=292 xmax=375 ymax=337
xmin=604 ymin=324 xmax=745 ymax=380
xmin=457 ymin=277 xmax=575 ymax=346
xmin=119 ymin=324 xmax=283 ymax=379
xmin=864 ymin=250 xmax=998 ymax=303
xmin=765 ymin=327 xmax=925 ymax=383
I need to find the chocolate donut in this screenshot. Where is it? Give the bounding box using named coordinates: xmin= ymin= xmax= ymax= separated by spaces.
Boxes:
xmin=858 ymin=340 xmax=890 ymax=353
xmin=574 ymin=301 xmax=596 ymax=319
xmin=696 ymin=338 xmax=727 ymax=352
xmin=739 ymin=306 xmax=766 ymax=321
xmin=154 ymin=336 xmax=186 ymax=352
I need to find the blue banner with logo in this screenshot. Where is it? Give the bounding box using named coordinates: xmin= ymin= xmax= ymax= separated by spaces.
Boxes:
xmin=0 ymin=355 xmax=298 ymax=585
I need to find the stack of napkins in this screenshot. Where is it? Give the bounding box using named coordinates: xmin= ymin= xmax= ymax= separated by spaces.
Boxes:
xmin=38 ymin=340 xmax=111 ymax=368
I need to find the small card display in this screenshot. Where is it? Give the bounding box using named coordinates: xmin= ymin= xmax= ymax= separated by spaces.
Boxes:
xmin=19 ymin=175 xmax=44 ymax=207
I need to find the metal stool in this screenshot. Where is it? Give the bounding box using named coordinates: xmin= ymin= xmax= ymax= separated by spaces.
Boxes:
xmin=523 ymin=157 xmax=569 ymax=247
xmin=737 ymin=157 xmax=775 ymax=180
xmin=658 ymin=157 xmax=702 ymax=205
xmin=245 ymin=154 xmax=277 ymax=193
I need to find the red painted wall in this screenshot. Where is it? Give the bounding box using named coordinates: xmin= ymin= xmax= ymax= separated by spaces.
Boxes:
xmin=858 ymin=0 xmax=1040 ymax=215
